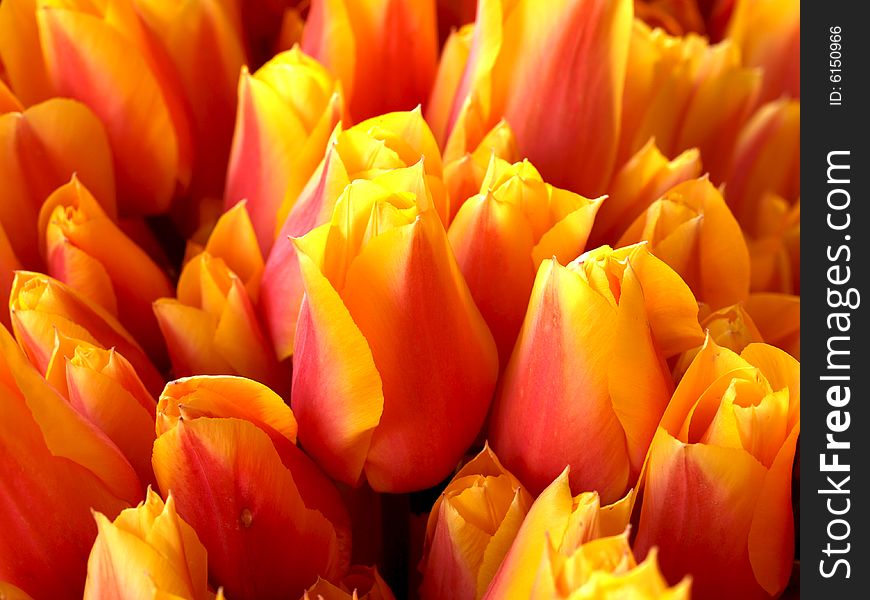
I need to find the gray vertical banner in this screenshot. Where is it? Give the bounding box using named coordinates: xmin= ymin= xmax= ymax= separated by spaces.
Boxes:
xmin=802 ymin=2 xmax=870 ymax=596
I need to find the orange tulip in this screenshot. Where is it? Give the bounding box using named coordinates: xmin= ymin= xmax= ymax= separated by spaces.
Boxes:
xmin=152 ymin=375 xmax=352 ymax=599
xmin=483 ymin=469 xmax=631 ymax=598
xmin=619 ymin=21 xmax=759 ymax=183
xmin=617 ymin=176 xmax=750 ymax=310
xmin=448 ymin=157 xmax=603 ymax=364
xmin=0 ymin=224 xmax=22 ymax=329
xmin=301 ymin=0 xmax=438 ymax=121
xmin=590 ymin=139 xmax=702 ymax=246
xmin=85 ymin=488 xmax=210 ymax=600
xmin=302 ymin=566 xmax=396 ymax=600
xmin=0 ymin=0 xmax=192 ymax=214
xmin=0 ymin=325 xmax=140 ymax=599
xmin=260 ymin=109 xmax=447 ymax=361
xmin=489 ymin=244 xmax=704 ymax=501
xmin=0 ymin=97 xmax=115 ymax=267
xmin=725 ymin=100 xmax=800 ymax=235
xmin=224 ymin=46 xmax=343 ymax=253
xmin=0 ymin=77 xmax=21 ymax=112
xmin=727 ymin=0 xmax=799 ymax=104
xmin=291 ymin=177 xmax=497 ymax=492
xmin=433 ymin=0 xmax=632 ymax=197
xmin=134 ymin=0 xmax=246 ymax=199
xmin=419 ymin=445 xmax=532 ymax=600
xmin=744 ymin=293 xmax=800 ymax=360
xmin=747 ymin=195 xmax=800 ymax=294
xmin=154 ymin=202 xmax=286 ymax=392
xmin=635 ymin=338 xmax=800 ymax=599
xmin=38 ymin=176 xmax=174 ymax=361
xmin=9 ymin=271 xmax=165 ymax=394
xmin=43 ymin=332 xmax=157 ymax=486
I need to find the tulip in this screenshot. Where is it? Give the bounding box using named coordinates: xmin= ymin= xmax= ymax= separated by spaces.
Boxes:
xmin=617 ymin=176 xmax=750 ymax=310
xmin=302 ymin=0 xmax=438 ymax=121
xmin=260 ymin=109 xmax=447 ymax=361
xmin=725 ymin=100 xmax=800 ymax=235
xmin=635 ymin=338 xmax=800 ymax=599
xmin=43 ymin=331 xmax=157 ymax=486
xmin=0 ymin=225 xmax=22 ymax=329
xmin=727 ymin=0 xmax=799 ymax=103
xmin=747 ymin=195 xmax=800 ymax=294
xmin=0 ymin=97 xmax=115 ymax=267
xmin=489 ymin=243 xmax=704 ymax=501
xmin=619 ymin=21 xmax=760 ymax=183
xmin=483 ymin=469 xmax=631 ymax=598
xmin=419 ymin=445 xmax=532 ymax=600
xmin=134 ymin=0 xmax=246 ymax=199
xmin=153 ymin=375 xmax=352 ymax=599
xmin=9 ymin=271 xmax=165 ymax=394
xmin=590 ymin=139 xmax=702 ymax=247
xmin=38 ymin=176 xmax=174 ymax=361
xmin=0 ymin=325 xmax=140 ymax=599
xmin=291 ymin=176 xmax=498 ymax=492
xmin=154 ymin=202 xmax=286 ymax=392
xmin=0 ymin=0 xmax=193 ymax=214
xmin=302 ymin=566 xmax=396 ymax=600
xmin=448 ymin=156 xmax=604 ymax=364
xmin=744 ymin=293 xmax=800 ymax=360
xmin=224 ymin=46 xmax=343 ymax=253
xmin=434 ymin=0 xmax=632 ymax=197
xmin=84 ymin=488 xmax=210 ymax=600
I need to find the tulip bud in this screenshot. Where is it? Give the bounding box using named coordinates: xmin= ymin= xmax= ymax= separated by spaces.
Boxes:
xmin=9 ymin=271 xmax=165 ymax=395
xmin=302 ymin=0 xmax=438 ymax=121
xmin=489 ymin=244 xmax=704 ymax=501
xmin=419 ymin=445 xmax=532 ymax=600
xmin=153 ymin=376 xmax=352 ymax=599
xmin=302 ymin=566 xmax=396 ymax=600
xmin=483 ymin=469 xmax=631 ymax=598
xmin=224 ymin=46 xmax=343 ymax=253
xmin=0 ymin=0 xmax=193 ymax=213
xmin=635 ymin=338 xmax=800 ymax=599
xmin=292 ymin=177 xmax=498 ymax=492
xmin=448 ymin=157 xmax=603 ymax=364
xmin=618 ymin=176 xmax=750 ymax=311
xmin=0 ymin=98 xmax=115 ymax=267
xmin=38 ymin=176 xmax=174 ymax=361
xmin=0 ymin=325 xmax=140 ymax=599
xmin=85 ymin=488 xmax=210 ymax=600
xmin=261 ymin=109 xmax=446 ymax=362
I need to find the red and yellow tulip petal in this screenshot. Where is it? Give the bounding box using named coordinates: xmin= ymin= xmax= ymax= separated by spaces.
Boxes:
xmin=153 ymin=298 xmax=235 ymax=376
xmin=427 ymin=23 xmax=474 ymax=146
xmin=301 ymin=0 xmax=356 ymax=106
xmin=204 ymin=201 xmax=264 ymax=298
xmin=0 ymin=0 xmax=51 ymax=104
xmin=340 ymin=211 xmax=498 ymax=491
xmin=0 ymin=226 xmax=23 ymax=329
xmin=292 ymin=245 xmax=385 ymax=486
xmin=152 ymin=417 xmax=344 ymax=599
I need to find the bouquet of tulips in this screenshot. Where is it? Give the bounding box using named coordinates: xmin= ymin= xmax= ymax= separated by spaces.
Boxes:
xmin=0 ymin=0 xmax=800 ymax=598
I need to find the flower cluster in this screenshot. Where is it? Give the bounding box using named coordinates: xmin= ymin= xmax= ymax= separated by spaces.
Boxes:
xmin=0 ymin=0 xmax=799 ymax=599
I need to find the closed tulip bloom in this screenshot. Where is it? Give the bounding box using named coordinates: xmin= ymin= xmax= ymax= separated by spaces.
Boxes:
xmin=435 ymin=0 xmax=632 ymax=197
xmin=590 ymin=139 xmax=702 ymax=247
xmin=302 ymin=0 xmax=438 ymax=121
xmin=619 ymin=21 xmax=760 ymax=183
xmin=448 ymin=157 xmax=603 ymax=365
xmin=153 ymin=376 xmax=352 ymax=599
xmin=0 ymin=97 xmax=115 ymax=267
xmin=0 ymin=0 xmax=193 ymax=214
xmin=0 ymin=326 xmax=140 ymax=599
xmin=302 ymin=567 xmax=396 ymax=600
xmin=292 ymin=177 xmax=497 ymax=492
xmin=483 ymin=469 xmax=631 ymax=599
xmin=154 ymin=202 xmax=285 ymax=392
xmin=224 ymin=46 xmax=343 ymax=253
xmin=419 ymin=444 xmax=532 ymax=600
xmin=530 ymin=534 xmax=690 ymax=599
xmin=261 ymin=109 xmax=447 ymax=361
xmin=85 ymin=488 xmax=210 ymax=600
xmin=489 ymin=244 xmax=704 ymax=501
xmin=38 ymin=176 xmax=174 ymax=361
xmin=747 ymin=195 xmax=800 ymax=294
xmin=635 ymin=338 xmax=800 ymax=599
xmin=618 ymin=177 xmax=750 ymax=311
xmin=9 ymin=271 xmax=165 ymax=394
